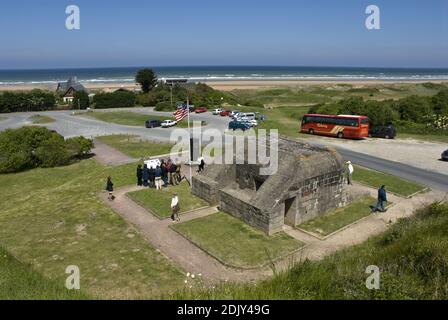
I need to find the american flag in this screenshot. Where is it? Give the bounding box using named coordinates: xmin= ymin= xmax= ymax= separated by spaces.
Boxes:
xmin=173 ymin=106 xmax=188 ymax=122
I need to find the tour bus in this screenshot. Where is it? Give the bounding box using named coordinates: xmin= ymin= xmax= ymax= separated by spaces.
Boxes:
xmin=300 ymin=114 xmax=370 ymax=139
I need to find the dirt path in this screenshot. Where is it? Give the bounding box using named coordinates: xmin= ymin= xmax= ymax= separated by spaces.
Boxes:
xmin=100 ymin=183 xmax=446 ymax=285
xmin=92 ymin=140 xmax=138 ymax=166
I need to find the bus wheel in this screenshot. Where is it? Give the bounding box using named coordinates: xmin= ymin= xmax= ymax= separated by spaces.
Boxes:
xmin=309 ymin=129 xmax=315 ymax=135
xmin=337 ymin=132 xmax=344 ymax=139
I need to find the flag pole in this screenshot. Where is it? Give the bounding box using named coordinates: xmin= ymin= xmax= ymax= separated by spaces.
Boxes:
xmin=187 ymin=97 xmax=193 ymax=188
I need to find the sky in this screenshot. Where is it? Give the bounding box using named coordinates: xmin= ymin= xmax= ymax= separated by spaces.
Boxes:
xmin=0 ymin=0 xmax=447 ymax=69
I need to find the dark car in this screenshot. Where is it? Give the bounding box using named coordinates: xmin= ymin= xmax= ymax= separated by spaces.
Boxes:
xmin=442 ymin=149 xmax=448 ymax=161
xmin=369 ymin=125 xmax=397 ymax=139
xmin=145 ymin=119 xmax=162 ymax=128
xmin=228 ymin=120 xmax=251 ymax=131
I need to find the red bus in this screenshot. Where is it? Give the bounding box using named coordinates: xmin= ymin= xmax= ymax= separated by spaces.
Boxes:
xmin=301 ymin=114 xmax=370 ymax=139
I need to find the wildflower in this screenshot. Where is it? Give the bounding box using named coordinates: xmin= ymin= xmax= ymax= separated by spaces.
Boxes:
xmin=186 ymin=272 xmax=190 ymax=277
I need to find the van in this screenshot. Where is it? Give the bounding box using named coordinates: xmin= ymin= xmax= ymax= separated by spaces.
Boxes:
xmin=239 ymin=112 xmax=256 ymax=120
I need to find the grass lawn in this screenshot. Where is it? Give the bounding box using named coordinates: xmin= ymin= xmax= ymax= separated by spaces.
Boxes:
xmin=0 ymin=246 xmax=90 ymax=300
xmin=96 ymin=134 xmax=174 ymax=158
xmin=127 ymin=181 xmax=209 ymax=219
xmin=353 ymin=165 xmax=427 ymax=197
xmin=84 ymin=111 xmax=191 ymax=128
xmin=30 ymin=115 xmax=55 ymax=124
xmin=173 ymin=202 xmax=448 ymax=300
xmin=0 ymin=159 xmax=184 ymax=299
xmin=298 ymin=197 xmax=377 ymax=237
xmin=172 ymin=212 xmax=304 ymax=268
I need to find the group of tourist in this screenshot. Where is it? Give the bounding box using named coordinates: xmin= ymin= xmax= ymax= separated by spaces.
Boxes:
xmin=136 ymin=160 xmax=184 ymax=190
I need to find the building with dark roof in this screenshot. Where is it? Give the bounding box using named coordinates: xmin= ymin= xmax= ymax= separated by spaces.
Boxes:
xmin=56 ymin=76 xmax=89 ymax=103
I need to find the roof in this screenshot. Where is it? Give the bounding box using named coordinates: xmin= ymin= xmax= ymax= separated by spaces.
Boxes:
xmin=304 ymin=114 xmax=368 ymax=119
xmin=57 ymin=76 xmax=88 ymax=95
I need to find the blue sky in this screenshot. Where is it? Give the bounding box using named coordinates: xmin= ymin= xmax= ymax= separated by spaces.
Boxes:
xmin=0 ymin=0 xmax=447 ymax=69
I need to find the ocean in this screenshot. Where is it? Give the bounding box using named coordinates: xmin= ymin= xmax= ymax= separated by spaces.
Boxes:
xmin=1 ymin=66 xmax=448 ymax=85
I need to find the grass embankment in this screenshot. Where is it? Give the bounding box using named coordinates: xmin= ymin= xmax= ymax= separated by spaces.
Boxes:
xmin=353 ymin=165 xmax=427 ymax=197
xmin=96 ymin=134 xmax=174 ymax=158
xmin=298 ymin=197 xmax=377 ymax=237
xmin=127 ymin=181 xmax=209 ymax=219
xmin=84 ymin=111 xmax=190 ymax=128
xmin=0 ymin=246 xmax=90 ymax=300
xmin=30 ymin=115 xmax=55 ymax=124
xmin=172 ymin=212 xmax=304 ymax=269
xmin=172 ymin=202 xmax=448 ymax=299
xmin=398 ymin=133 xmax=448 ymax=144
xmin=0 ymin=159 xmax=184 ymax=299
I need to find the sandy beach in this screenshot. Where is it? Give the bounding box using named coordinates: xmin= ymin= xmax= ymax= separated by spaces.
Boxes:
xmin=1 ymin=79 xmax=448 ymax=93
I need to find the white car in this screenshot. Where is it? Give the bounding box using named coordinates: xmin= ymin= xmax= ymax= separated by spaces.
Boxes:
xmin=212 ymin=108 xmax=223 ymax=115
xmin=161 ymin=120 xmax=177 ymax=128
xmin=238 ymin=117 xmax=258 ymax=127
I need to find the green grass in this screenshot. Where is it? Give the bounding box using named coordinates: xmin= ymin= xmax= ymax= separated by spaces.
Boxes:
xmin=353 ymin=165 xmax=427 ymax=197
xmin=172 ymin=202 xmax=448 ymax=299
xmin=127 ymin=181 xmax=209 ymax=219
xmin=398 ymin=133 xmax=448 ymax=143
xmin=298 ymin=197 xmax=376 ymax=237
xmin=84 ymin=111 xmax=190 ymax=128
xmin=0 ymin=159 xmax=184 ymax=299
xmin=0 ymin=246 xmax=90 ymax=300
xmin=96 ymin=134 xmax=174 ymax=158
xmin=30 ymin=115 xmax=55 ymax=124
xmin=172 ymin=212 xmax=304 ymax=268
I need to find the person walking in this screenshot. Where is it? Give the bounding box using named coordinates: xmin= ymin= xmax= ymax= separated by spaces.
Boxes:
xmin=136 ymin=164 xmax=143 ymax=186
xmin=142 ymin=164 xmax=150 ymax=187
xmin=170 ymin=193 xmax=180 ymax=222
xmin=106 ymin=176 xmax=114 ymax=201
xmin=371 ymin=185 xmax=388 ymax=213
xmin=154 ymin=165 xmax=163 ymax=190
xmin=346 ymin=161 xmax=354 ymax=185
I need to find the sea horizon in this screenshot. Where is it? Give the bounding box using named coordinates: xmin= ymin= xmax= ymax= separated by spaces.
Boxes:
xmin=1 ymin=65 xmax=448 ymax=85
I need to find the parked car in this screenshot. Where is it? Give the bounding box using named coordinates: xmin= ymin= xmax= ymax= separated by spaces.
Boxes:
xmin=212 ymin=108 xmax=223 ymax=115
xmin=237 ymin=117 xmax=258 ymax=127
xmin=195 ymin=107 xmax=208 ymax=114
xmin=369 ymin=125 xmax=397 ymax=139
xmin=230 ymin=111 xmax=240 ymax=118
xmin=442 ymin=149 xmax=448 ymax=161
xmin=220 ymin=110 xmax=231 ymax=117
xmin=145 ymin=119 xmax=162 ymax=128
xmin=229 ymin=120 xmax=251 ymax=131
xmin=161 ymin=120 xmax=177 ymax=128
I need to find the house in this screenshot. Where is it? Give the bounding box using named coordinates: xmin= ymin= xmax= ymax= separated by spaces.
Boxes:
xmin=192 ymin=138 xmax=351 ymax=235
xmin=56 ymin=76 xmax=89 ymax=103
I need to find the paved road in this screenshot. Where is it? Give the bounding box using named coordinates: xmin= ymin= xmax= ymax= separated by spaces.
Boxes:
xmin=1 ymin=109 xmax=447 ymax=192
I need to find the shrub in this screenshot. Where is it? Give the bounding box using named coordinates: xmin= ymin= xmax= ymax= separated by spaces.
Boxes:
xmin=93 ymin=91 xmax=136 ymax=109
xmin=155 ymin=101 xmax=174 ymax=111
xmin=0 ymin=90 xmax=56 ymax=113
xmin=0 ymin=127 xmax=92 ymax=173
xmin=73 ymin=91 xmax=90 ymax=109
xmin=66 ymin=136 xmax=94 ymax=157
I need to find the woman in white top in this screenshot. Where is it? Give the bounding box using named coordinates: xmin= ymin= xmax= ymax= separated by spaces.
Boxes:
xmin=171 ymin=193 xmax=180 ymax=222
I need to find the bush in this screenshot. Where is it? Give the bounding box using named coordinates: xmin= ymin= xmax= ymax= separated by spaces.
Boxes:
xmin=73 ymin=91 xmax=90 ymax=109
xmin=93 ymin=91 xmax=136 ymax=109
xmin=0 ymin=127 xmax=92 ymax=173
xmin=155 ymin=101 xmax=174 ymax=111
xmin=0 ymin=90 xmax=56 ymax=113
xmin=66 ymin=136 xmax=94 ymax=157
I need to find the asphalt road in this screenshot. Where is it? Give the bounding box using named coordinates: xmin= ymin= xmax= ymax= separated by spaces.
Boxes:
xmin=1 ymin=108 xmax=447 ymax=192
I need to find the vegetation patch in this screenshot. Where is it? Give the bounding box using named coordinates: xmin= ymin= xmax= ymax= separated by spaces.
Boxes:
xmin=30 ymin=115 xmax=55 ymax=124
xmin=353 ymin=165 xmax=427 ymax=197
xmin=0 ymin=246 xmax=90 ymax=300
xmin=0 ymin=159 xmax=184 ymax=299
xmin=96 ymin=134 xmax=174 ymax=158
xmin=127 ymin=181 xmax=209 ymax=219
xmin=172 ymin=202 xmax=448 ymax=300
xmin=172 ymin=212 xmax=304 ymax=269
xmin=84 ymin=111 xmax=191 ymax=128
xmin=298 ymin=197 xmax=376 ymax=237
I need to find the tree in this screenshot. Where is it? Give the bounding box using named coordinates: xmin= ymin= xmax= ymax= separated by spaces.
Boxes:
xmin=73 ymin=91 xmax=90 ymax=109
xmin=432 ymin=89 xmax=448 ymax=117
xmin=135 ymin=69 xmax=158 ymax=93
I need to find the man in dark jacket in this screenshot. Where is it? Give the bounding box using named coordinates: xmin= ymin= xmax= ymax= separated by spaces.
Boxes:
xmin=148 ymin=167 xmax=155 ymax=188
xmin=371 ymin=185 xmax=388 ymax=213
xmin=142 ymin=164 xmax=149 ymax=187
xmin=136 ymin=164 xmax=143 ymax=186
